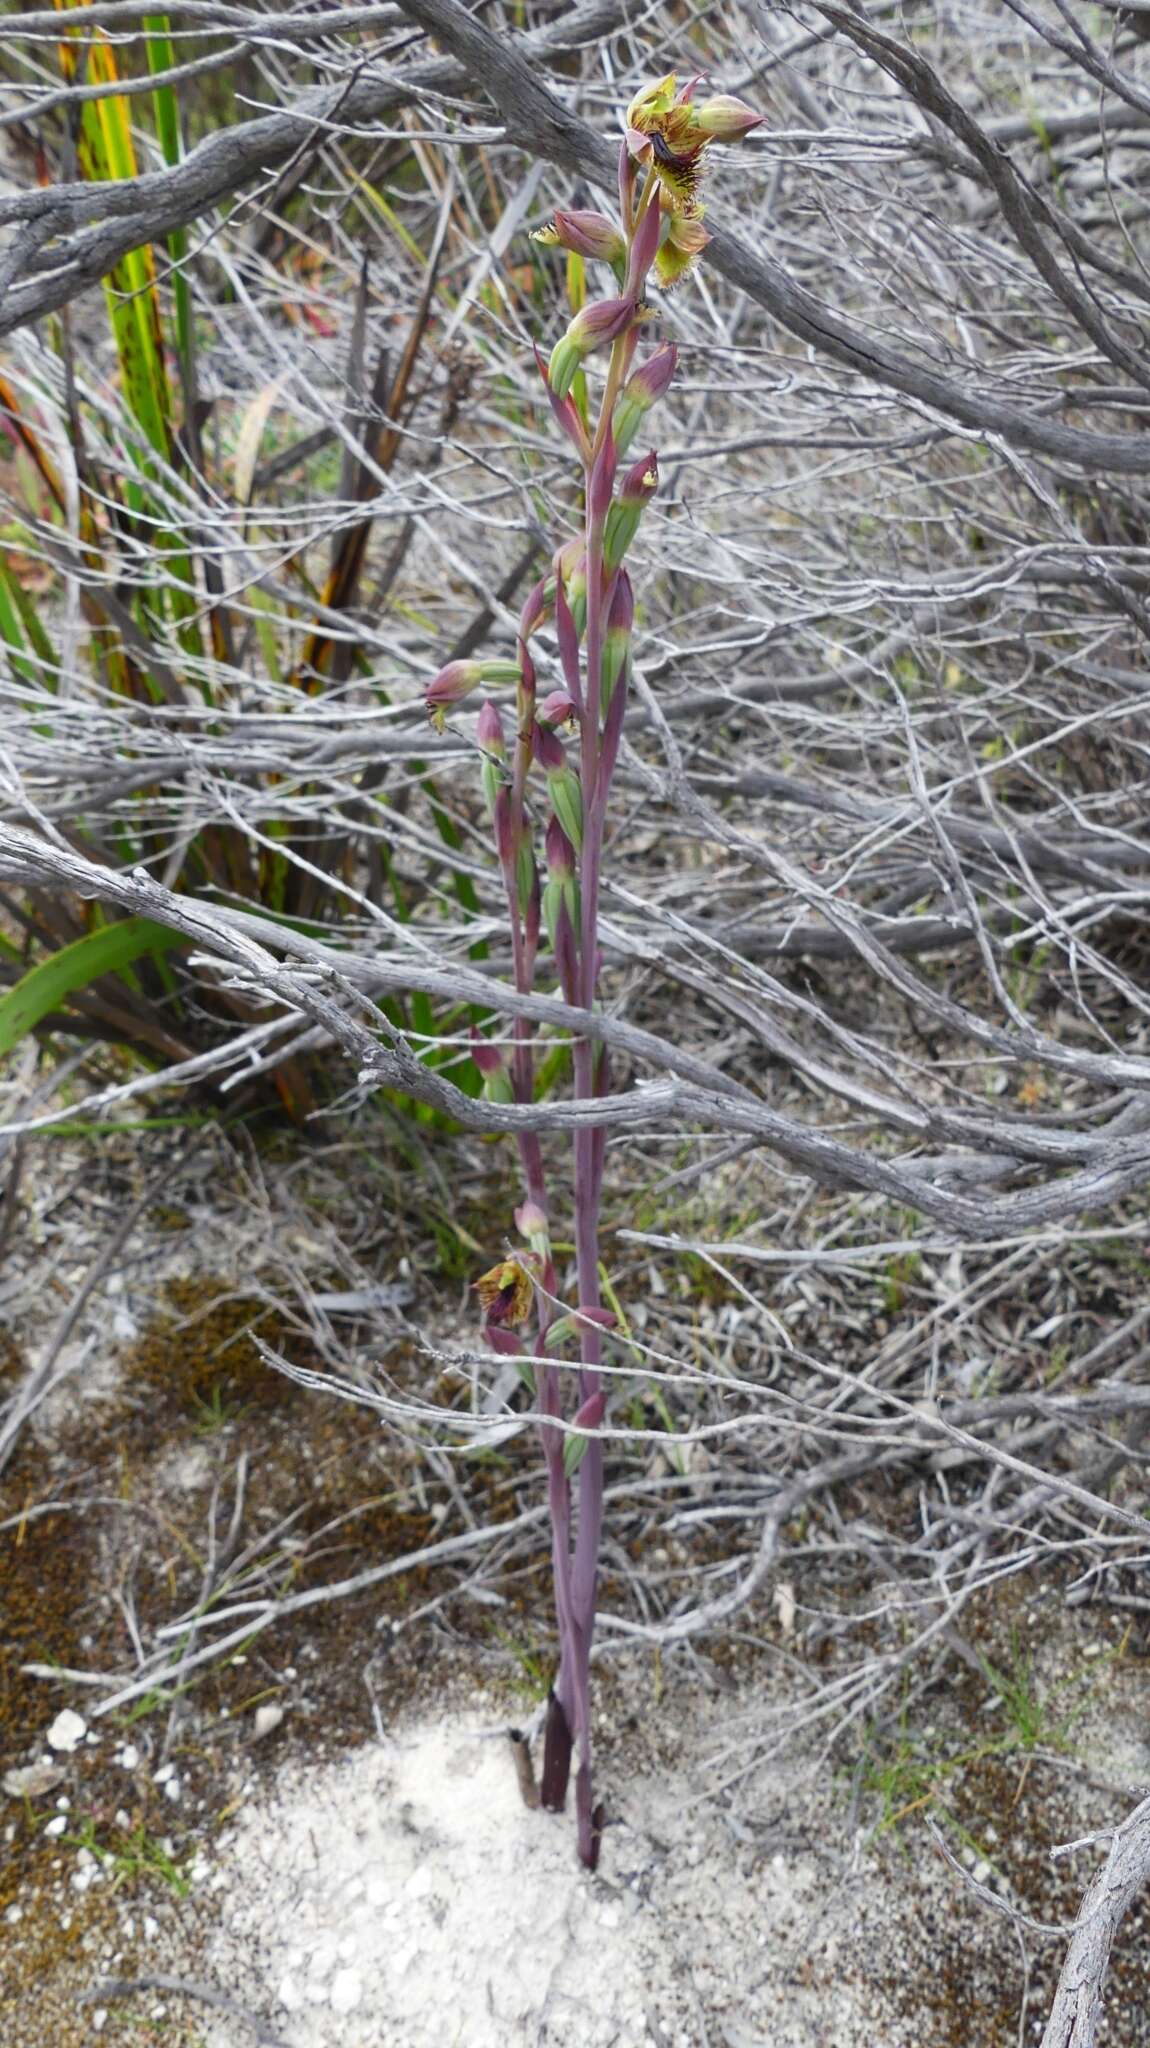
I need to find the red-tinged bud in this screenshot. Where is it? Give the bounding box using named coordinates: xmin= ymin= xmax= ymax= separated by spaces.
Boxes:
xmin=485 ymin=1324 xmax=524 ymax=1357
xmin=549 ymin=296 xmax=637 ymax=400
xmin=626 ymin=195 xmax=662 ymax=294
xmin=600 ymin=568 xmax=634 ymax=712
xmin=548 ymin=765 xmax=583 ymax=854
xmin=540 ymin=690 xmax=579 ymax=729
xmin=692 ymin=94 xmax=763 ymax=143
xmin=572 ymin=1390 xmax=608 ymax=1430
xmin=606 ymin=565 xmax=635 ymax=637
xmin=426 ymin=656 xmax=520 ymax=730
xmin=519 ymin=576 xmax=554 ymax=641
xmin=515 ymin=1201 xmax=550 ymax=1256
xmin=576 ymin=1305 xmax=617 ymax=1330
xmin=532 ymin=720 xmax=566 ymax=773
xmin=534 ymin=210 xmax=626 ymax=266
xmin=621 ymin=451 xmax=660 ymax=500
xmin=476 ymin=699 xmax=505 ymax=814
xmin=564 ymin=1388 xmax=608 ymax=1474
xmin=469 ymin=1026 xmax=505 ymax=1077
xmin=477 ymin=697 xmax=505 ymax=756
xmin=545 ymin=813 xmax=575 ymax=879
xmin=604 ymin=455 xmax=659 ymax=571
xmin=542 ymin=825 xmax=580 ymax=963
xmin=425 ymin=658 xmax=482 ymax=726
xmin=614 ymin=343 xmax=677 ymax=454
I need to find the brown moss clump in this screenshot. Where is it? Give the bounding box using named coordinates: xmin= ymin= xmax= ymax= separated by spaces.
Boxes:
xmin=124 ymin=1274 xmax=315 ymax=1420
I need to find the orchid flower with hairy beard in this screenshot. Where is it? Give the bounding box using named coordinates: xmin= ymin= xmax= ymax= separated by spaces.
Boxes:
xmin=424 ymin=71 xmax=760 ymax=1870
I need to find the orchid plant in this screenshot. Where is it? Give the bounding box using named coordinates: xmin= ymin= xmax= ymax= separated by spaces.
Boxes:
xmin=425 ymin=73 xmax=760 ymax=1869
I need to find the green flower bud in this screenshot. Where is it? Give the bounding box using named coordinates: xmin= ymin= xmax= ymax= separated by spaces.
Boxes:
xmin=548 ymin=766 xmax=583 ymax=854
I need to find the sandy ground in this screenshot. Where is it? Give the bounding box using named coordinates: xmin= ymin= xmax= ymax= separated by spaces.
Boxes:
xmin=4 ymin=1128 xmax=1150 ymax=2047
xmin=5 ymin=1644 xmax=1149 ymax=2048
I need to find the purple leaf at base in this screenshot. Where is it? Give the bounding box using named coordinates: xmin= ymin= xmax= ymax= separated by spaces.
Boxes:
xmin=539 ymin=1687 xmax=574 ymax=1811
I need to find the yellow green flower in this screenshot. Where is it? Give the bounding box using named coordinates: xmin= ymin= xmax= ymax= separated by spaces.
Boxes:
xmin=475 ymin=1257 xmax=535 ymax=1328
xmin=624 ymin=73 xmax=761 ymax=215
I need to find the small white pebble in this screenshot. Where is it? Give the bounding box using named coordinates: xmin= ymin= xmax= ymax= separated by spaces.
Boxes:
xmin=5 ymin=1904 xmax=22 ymax=1924
xmin=143 ymin=1916 xmax=159 ymax=1941
xmin=252 ymin=1704 xmax=284 ymax=1742
xmin=118 ymin=1746 xmax=139 ymax=1771
xmin=44 ymin=1816 xmax=67 ymax=1838
xmin=153 ymin=1764 xmax=173 ymax=1786
xmin=47 ymin=1710 xmax=87 ymax=1754
xmin=330 ymin=1968 xmax=363 ymax=2016
xmin=278 ymin=1976 xmax=303 ymax=2013
xmin=92 ymin=2010 xmax=107 ymax=2033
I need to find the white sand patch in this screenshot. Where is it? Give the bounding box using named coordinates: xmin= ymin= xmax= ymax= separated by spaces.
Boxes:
xmin=197 ymin=1706 xmax=913 ymax=2048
